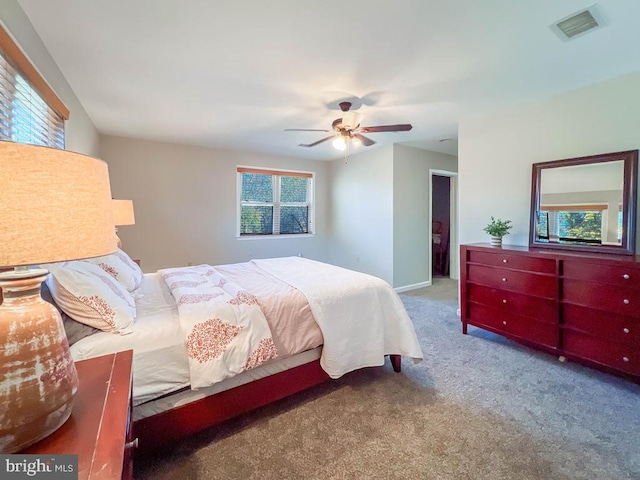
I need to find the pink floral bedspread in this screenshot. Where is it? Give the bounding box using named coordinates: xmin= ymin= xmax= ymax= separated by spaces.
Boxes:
xmin=215 ymin=261 xmax=323 ymax=357
xmin=158 ymin=265 xmax=277 ymax=389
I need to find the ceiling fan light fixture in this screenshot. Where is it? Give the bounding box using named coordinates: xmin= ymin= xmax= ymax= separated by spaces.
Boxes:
xmin=286 ymin=100 xmax=411 ymax=151
xmin=342 ymin=111 xmax=363 ymax=130
xmin=332 ymin=136 xmax=347 ymax=151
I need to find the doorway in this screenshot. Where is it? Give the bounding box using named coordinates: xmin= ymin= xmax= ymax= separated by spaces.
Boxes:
xmin=429 ymin=169 xmax=458 ymax=283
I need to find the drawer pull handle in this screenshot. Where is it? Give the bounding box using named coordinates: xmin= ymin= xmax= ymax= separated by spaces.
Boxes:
xmin=501 ymin=277 xmax=507 ymax=282
xmin=623 ymin=299 xmax=630 ymax=305
xmin=623 ymin=274 xmax=630 ymax=280
xmin=502 ymin=259 xmax=508 ymax=263
xmin=623 ymin=328 xmax=630 ymax=334
xmin=622 ymin=357 xmax=630 ymax=363
xmin=502 ymin=299 xmax=507 ymax=304
xmin=125 ymin=438 xmax=139 ymax=450
xmin=502 ymin=321 xmax=507 ymax=325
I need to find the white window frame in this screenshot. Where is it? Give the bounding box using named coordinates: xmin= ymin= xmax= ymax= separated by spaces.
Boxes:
xmin=236 ymin=166 xmax=315 ymax=239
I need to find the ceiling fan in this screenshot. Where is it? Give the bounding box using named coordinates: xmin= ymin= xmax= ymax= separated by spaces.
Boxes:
xmin=285 ymin=101 xmax=412 ymax=151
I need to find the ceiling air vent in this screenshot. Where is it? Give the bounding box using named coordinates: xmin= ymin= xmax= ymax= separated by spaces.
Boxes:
xmin=551 ymin=7 xmax=603 ymax=41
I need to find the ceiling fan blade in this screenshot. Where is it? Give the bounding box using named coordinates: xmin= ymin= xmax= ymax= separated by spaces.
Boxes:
xmin=354 ymin=133 xmax=375 ymax=147
xmin=360 ymin=124 xmax=413 ymax=133
xmin=299 ymin=135 xmax=335 ymax=147
xmin=285 ymin=128 xmax=332 ymax=132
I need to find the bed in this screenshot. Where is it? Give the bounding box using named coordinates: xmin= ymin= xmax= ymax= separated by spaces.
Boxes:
xmin=43 ymin=251 xmax=423 ymax=454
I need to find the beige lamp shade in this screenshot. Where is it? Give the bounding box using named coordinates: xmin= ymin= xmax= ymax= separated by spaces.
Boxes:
xmin=0 ymin=142 xmax=117 ymax=267
xmin=0 ymin=141 xmax=116 ymax=453
xmin=112 ymin=199 xmax=135 ymax=226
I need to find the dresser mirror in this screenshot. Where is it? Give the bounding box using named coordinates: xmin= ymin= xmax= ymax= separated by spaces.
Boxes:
xmin=529 ymin=150 xmax=638 ymax=255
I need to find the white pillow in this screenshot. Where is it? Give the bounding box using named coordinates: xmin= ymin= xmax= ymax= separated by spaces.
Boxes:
xmin=44 ymin=261 xmax=136 ymax=335
xmin=115 ymin=248 xmax=144 ymax=289
xmin=83 ymin=248 xmax=143 ymax=293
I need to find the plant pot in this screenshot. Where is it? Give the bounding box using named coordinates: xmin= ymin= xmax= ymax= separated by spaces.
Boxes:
xmin=490 ymin=236 xmax=503 ymax=247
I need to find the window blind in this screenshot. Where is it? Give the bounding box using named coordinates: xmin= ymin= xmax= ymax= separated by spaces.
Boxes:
xmin=237 ymin=166 xmax=313 ymax=178
xmin=0 ymin=26 xmax=66 ymax=148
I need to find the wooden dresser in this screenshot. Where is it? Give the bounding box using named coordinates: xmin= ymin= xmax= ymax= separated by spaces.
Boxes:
xmin=460 ymin=243 xmax=640 ymax=381
xmin=24 ymin=350 xmax=135 ymax=479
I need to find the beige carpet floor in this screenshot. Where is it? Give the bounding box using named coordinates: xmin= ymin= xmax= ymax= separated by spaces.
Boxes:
xmin=134 ymin=278 xmax=640 ymax=480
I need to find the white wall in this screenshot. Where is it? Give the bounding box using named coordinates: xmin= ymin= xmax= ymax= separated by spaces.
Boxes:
xmin=0 ymin=0 xmax=99 ymax=155
xmin=393 ymin=144 xmax=457 ymax=289
xmin=328 ymin=146 xmax=395 ymax=284
xmin=459 ymin=70 xmax=640 ymax=255
xmin=328 ymin=144 xmax=458 ymax=288
xmin=100 ymin=135 xmax=330 ymax=272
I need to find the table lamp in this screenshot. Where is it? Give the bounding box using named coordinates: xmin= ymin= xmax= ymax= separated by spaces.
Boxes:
xmin=112 ymin=199 xmax=135 ymax=248
xmin=0 ymin=141 xmax=116 ymax=453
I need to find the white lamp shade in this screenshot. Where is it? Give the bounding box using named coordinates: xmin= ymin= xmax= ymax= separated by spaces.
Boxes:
xmin=112 ymin=199 xmax=135 ymax=226
xmin=0 ymin=142 xmax=117 ymax=267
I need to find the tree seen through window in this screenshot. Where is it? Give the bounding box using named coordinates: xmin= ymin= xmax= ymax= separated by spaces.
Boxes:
xmin=239 ymin=169 xmax=313 ymax=236
xmin=558 ymin=211 xmax=602 ymax=241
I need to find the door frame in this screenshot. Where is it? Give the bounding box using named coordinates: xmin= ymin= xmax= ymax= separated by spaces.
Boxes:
xmin=429 ymin=169 xmax=459 ymax=284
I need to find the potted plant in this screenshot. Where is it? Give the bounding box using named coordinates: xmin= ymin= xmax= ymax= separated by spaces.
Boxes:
xmin=483 ymin=217 xmax=513 ymax=247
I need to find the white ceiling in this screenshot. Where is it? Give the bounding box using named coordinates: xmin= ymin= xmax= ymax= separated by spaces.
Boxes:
xmin=17 ymin=0 xmax=640 ymax=161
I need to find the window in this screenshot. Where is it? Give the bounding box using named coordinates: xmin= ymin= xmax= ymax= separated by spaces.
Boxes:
xmin=537 ymin=211 xmax=549 ymax=239
xmin=618 ymin=205 xmax=623 ymax=242
xmin=237 ymin=167 xmax=314 ymax=237
xmin=0 ymin=26 xmax=67 ymax=148
xmin=541 ymin=204 xmax=606 ymax=244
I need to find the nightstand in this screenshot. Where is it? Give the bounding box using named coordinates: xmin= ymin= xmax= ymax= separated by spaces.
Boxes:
xmin=24 ymin=350 xmax=135 ymax=480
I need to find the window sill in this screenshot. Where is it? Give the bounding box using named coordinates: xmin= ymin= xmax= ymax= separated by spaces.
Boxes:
xmin=236 ymin=234 xmax=315 ymax=241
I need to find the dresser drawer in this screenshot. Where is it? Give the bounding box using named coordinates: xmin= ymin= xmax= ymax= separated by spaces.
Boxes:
xmin=562 ymin=279 xmax=640 ymax=316
xmin=562 ymin=304 xmax=640 ymax=348
xmin=468 ymin=250 xmax=556 ymax=274
xmin=563 ymin=331 xmax=640 ymax=376
xmin=467 ymin=265 xmax=557 ymax=298
xmin=563 ymin=261 xmax=640 ymax=288
xmin=468 ymin=283 xmax=557 ymax=322
xmin=467 ymin=303 xmax=558 ymax=348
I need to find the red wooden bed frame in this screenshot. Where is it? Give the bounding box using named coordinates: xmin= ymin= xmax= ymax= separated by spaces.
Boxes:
xmin=134 ymin=354 xmax=402 ymax=454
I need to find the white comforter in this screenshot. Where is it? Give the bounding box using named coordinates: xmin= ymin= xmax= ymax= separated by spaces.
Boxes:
xmin=158 ymin=265 xmax=278 ymax=389
xmin=252 ymin=257 xmax=423 ymax=378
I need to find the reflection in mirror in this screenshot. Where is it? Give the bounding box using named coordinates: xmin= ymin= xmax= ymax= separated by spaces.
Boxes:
xmin=539 ymin=161 xmax=624 ymax=246
xmin=529 ymin=150 xmax=638 ymax=256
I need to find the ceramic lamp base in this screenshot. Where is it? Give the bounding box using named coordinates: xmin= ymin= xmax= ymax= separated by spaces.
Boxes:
xmin=0 ymin=270 xmax=78 ymax=453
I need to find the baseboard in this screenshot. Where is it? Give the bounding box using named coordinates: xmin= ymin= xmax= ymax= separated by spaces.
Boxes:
xmin=394 ymin=280 xmax=431 ymax=293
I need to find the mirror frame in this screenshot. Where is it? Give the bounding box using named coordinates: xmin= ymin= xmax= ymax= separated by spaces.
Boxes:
xmin=529 ymin=150 xmax=638 ymax=256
